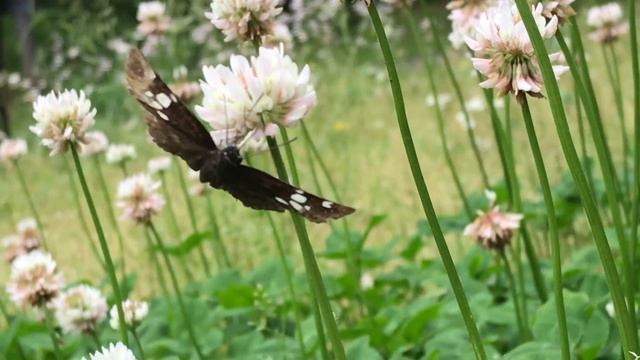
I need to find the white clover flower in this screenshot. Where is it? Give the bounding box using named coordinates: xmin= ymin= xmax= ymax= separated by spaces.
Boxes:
xmin=0 ymin=138 xmax=27 ymax=164
xmin=30 ymin=89 xmax=96 ymax=155
xmin=109 ymin=299 xmax=149 ymax=329
xmin=360 ymin=272 xmax=375 ymax=290
xmin=465 ymin=96 xmax=485 ymax=112
xmin=53 ymin=285 xmax=107 ymax=334
xmin=465 ymin=1 xmax=568 ymax=101
xmin=147 ymin=156 xmax=172 ymax=175
xmin=80 ymin=131 xmax=109 ymax=157
xmin=116 ymin=173 xmax=165 ymax=224
xmin=82 ymin=342 xmax=137 ymax=360
xmin=6 ymin=251 xmax=64 ymax=308
xmin=464 ymin=194 xmax=523 ymax=250
xmin=447 ymin=0 xmax=496 ymax=49
xmin=206 ymin=0 xmax=283 ymax=42
xmin=2 ymin=218 xmax=41 ymax=263
xmin=137 ymin=1 xmax=171 ymax=36
xmin=534 ymin=0 xmax=575 ymax=24
xmin=105 ymin=144 xmax=136 ymax=165
xmin=425 ymin=93 xmax=452 ymax=108
xmin=210 ymin=128 xmax=269 ymax=155
xmin=587 ymin=3 xmax=628 ymax=44
xmin=262 ymin=22 xmax=293 ymax=50
xmin=169 ymin=67 xmax=201 ymax=103
xmin=196 ymin=45 xmax=316 ymax=141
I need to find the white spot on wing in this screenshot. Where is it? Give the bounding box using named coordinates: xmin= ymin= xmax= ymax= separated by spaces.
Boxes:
xmin=304 ymin=205 xmax=311 ymax=211
xmin=275 ymin=197 xmax=288 ymax=206
xmin=156 ymin=93 xmax=172 ymax=108
xmin=291 ymin=194 xmax=307 ymax=203
xmin=148 ymin=100 xmax=162 ymax=110
xmin=289 ymin=201 xmax=304 ymax=212
xmin=157 ymin=111 xmax=169 ymax=121
xmin=322 ymin=201 xmax=333 ymax=209
xmin=170 ymin=94 xmax=178 ymax=102
xmin=295 ymin=189 xmax=304 ymax=194
xmin=144 ymin=91 xmax=154 ymax=98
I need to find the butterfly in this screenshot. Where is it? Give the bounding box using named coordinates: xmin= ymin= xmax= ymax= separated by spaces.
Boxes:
xmin=125 ymin=49 xmax=355 ymax=223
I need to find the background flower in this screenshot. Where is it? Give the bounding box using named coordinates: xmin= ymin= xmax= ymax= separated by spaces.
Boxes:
xmin=82 ymin=342 xmax=137 ymax=360
xmin=109 ymin=299 xmax=148 ymax=329
xmin=147 ymin=156 xmax=172 ymax=175
xmin=206 ymin=0 xmax=282 ymax=42
xmin=53 ymin=285 xmax=108 ymax=333
xmin=80 ymin=131 xmax=109 ymax=157
xmin=116 ymin=173 xmax=165 ymax=224
xmin=587 ymin=2 xmax=628 ymax=44
xmin=30 ymin=89 xmax=96 ymax=155
xmin=136 ymin=1 xmax=171 ymax=36
xmin=0 ymin=138 xmax=27 ymax=165
xmin=6 ymin=250 xmax=64 ymax=308
xmin=105 ymin=144 xmax=136 ymax=165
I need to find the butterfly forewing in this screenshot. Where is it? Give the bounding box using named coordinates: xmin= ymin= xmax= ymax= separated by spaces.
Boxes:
xmin=126 ymin=49 xmax=216 ymax=171
xmin=219 ymin=165 xmax=355 ymax=223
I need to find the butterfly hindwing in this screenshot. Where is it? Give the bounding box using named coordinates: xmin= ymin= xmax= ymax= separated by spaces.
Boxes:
xmin=126 ymin=49 xmax=216 ymax=171
xmin=218 ymin=165 xmax=355 ymax=223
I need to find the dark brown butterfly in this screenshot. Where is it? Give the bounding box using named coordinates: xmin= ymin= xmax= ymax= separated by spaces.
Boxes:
xmin=125 ymin=49 xmax=355 ymax=223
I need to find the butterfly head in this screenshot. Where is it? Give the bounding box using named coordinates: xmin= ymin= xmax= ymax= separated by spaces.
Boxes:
xmin=222 ymin=145 xmax=242 ymax=165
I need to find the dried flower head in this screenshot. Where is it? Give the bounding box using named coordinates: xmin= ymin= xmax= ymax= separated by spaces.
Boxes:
xmin=80 ymin=131 xmax=109 ymax=157
xmin=53 ymin=285 xmax=107 ymax=333
xmin=464 ymin=192 xmax=523 ymax=250
xmin=147 ymin=156 xmax=172 ymax=175
xmin=534 ymin=0 xmax=575 ymax=24
xmin=195 ymin=45 xmax=316 ymax=141
xmin=116 ymin=173 xmax=165 ymax=224
xmin=0 ymin=138 xmax=27 ymax=165
xmin=206 ymin=0 xmax=283 ymax=42
xmin=109 ymin=299 xmax=149 ymax=329
xmin=137 ymin=1 xmax=171 ymax=36
xmin=30 ymin=89 xmax=96 ymax=155
xmin=587 ymin=3 xmax=628 ymax=44
xmin=169 ymin=66 xmax=201 ymax=103
xmin=6 ymin=251 xmax=64 ymax=308
xmin=105 ymin=144 xmax=136 ymax=165
xmin=82 ymin=342 xmax=137 ymax=360
xmin=465 ymin=1 xmax=568 ymax=102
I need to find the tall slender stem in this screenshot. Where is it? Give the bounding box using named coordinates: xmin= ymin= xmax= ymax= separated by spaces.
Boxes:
xmin=159 ymin=172 xmax=181 ymax=237
xmin=13 ymin=161 xmax=47 ymax=249
xmin=367 ymin=3 xmax=486 ymax=359
xmin=515 ymin=1 xmax=636 ymax=353
xmin=69 ymin=145 xmax=129 ymax=345
xmin=148 ymin=222 xmax=205 ymax=359
xmin=44 ymin=306 xmax=62 ymax=360
xmin=428 ymin=14 xmax=490 ymax=189
xmin=174 ymin=158 xmax=211 ymax=276
xmin=130 ymin=327 xmax=147 ymax=360
xmin=266 ymin=136 xmax=345 ymax=359
xmin=520 ymin=97 xmax=570 ymax=359
xmin=204 ymin=193 xmax=231 ymax=268
xmin=499 ymin=250 xmax=528 ymax=341
xmin=144 ymin=228 xmax=169 ymax=296
xmin=92 ymin=157 xmax=127 ymax=276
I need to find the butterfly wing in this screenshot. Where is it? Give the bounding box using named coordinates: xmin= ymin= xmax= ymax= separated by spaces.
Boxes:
xmin=126 ymin=48 xmax=216 ymax=171
xmin=216 ymin=164 xmax=355 ymax=223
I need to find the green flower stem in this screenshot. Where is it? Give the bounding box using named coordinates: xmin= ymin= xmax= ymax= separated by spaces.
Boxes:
xmin=130 ymin=326 xmax=147 ymax=360
xmin=266 ymin=136 xmax=345 ymax=359
xmin=367 ymin=3 xmax=486 ymax=359
xmin=148 ymin=222 xmax=205 ymax=359
xmin=404 ymin=9 xmax=472 ymax=219
xmin=601 ymin=44 xmax=630 ymax=196
xmin=265 ymin=212 xmax=309 ymax=358
xmin=89 ymin=330 xmax=101 ymax=349
xmin=515 ymin=1 xmax=636 ymax=353
xmin=428 ymin=13 xmax=490 ymax=189
xmin=144 ymin=229 xmax=169 ymax=296
xmin=13 ymin=161 xmax=48 ymax=249
xmin=62 ymin=156 xmax=104 ymax=269
xmin=204 ymin=193 xmax=231 ymax=268
xmin=556 ymin=30 xmax=635 ymax=324
xmin=499 ymin=250 xmax=528 ymax=341
xmin=70 ymin=145 xmax=129 ymax=345
xmin=44 ymin=306 xmax=62 ymax=360
xmin=520 ymin=97 xmax=570 ymax=360
xmin=159 ymin=172 xmax=181 ymax=237
xmin=120 ymin=162 xmax=129 ymax=177
xmin=91 ymin=157 xmax=127 ymax=276
xmin=629 ymin=0 xmax=640 ymax=346
xmin=174 ymin=158 xmax=212 ymax=277
xmin=0 ymin=301 xmax=25 ymax=358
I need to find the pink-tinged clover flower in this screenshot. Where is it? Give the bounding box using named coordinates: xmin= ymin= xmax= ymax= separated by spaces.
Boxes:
xmin=109 ymin=299 xmax=149 ymax=329
xmin=6 ymin=250 xmax=64 ymax=308
xmin=0 ymin=138 xmax=27 ymax=165
xmin=80 ymin=131 xmax=109 ymax=157
xmin=136 ymin=1 xmax=171 ymax=36
xmin=195 ymin=45 xmax=316 ymax=141
xmin=147 ymin=156 xmax=172 ymax=175
xmin=105 ymin=144 xmax=136 ymax=165
xmin=116 ymin=173 xmax=165 ymax=224
xmin=465 ymin=1 xmax=568 ymax=102
xmin=169 ymin=66 xmax=201 ymax=104
xmin=206 ymin=0 xmax=282 ymax=42
xmin=464 ymin=191 xmax=523 ymax=250
xmin=447 ymin=0 xmax=496 ymax=49
xmin=2 ymin=218 xmax=41 ymax=263
xmin=82 ymin=342 xmax=137 ymax=360
xmin=587 ymin=3 xmax=628 ymax=44
xmin=30 ymin=89 xmax=96 ymax=156
xmin=534 ymin=0 xmax=575 ymax=24
xmin=53 ymin=285 xmax=108 ymax=334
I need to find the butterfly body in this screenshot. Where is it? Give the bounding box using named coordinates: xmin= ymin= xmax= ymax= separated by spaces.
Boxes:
xmin=126 ymin=49 xmax=355 ymax=223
